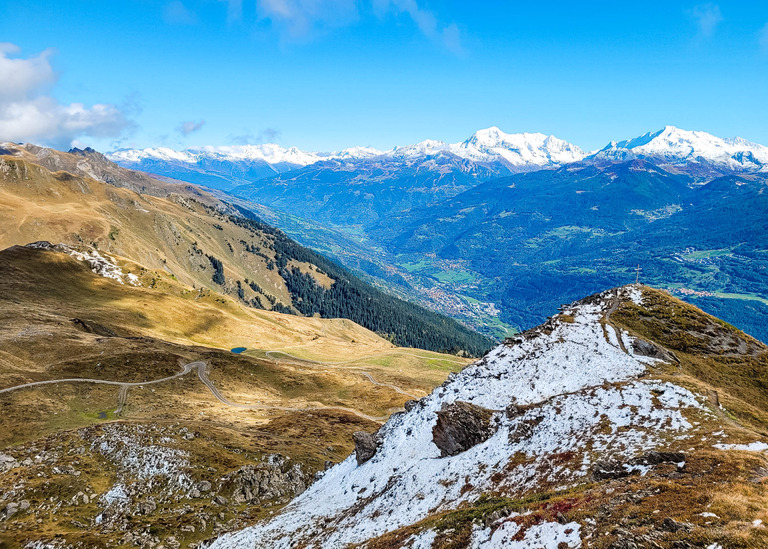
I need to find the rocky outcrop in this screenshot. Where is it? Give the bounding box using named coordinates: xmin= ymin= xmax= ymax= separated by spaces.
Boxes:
xmin=0 ymin=453 xmax=18 ymax=473
xmin=220 ymin=461 xmax=307 ymax=504
xmin=353 ymin=431 xmax=380 ymax=465
xmin=631 ymin=338 xmax=678 ymax=363
xmin=432 ymin=401 xmax=497 ymax=457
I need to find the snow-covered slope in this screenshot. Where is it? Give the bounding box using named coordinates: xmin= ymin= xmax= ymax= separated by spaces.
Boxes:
xmin=107 ymin=128 xmax=583 ymax=174
xmin=590 ymin=126 xmax=768 ymax=174
xmin=208 ymin=285 xmax=715 ymax=548
xmin=109 ymin=126 xmax=768 ymax=184
xmin=449 ymin=126 xmax=585 ymax=167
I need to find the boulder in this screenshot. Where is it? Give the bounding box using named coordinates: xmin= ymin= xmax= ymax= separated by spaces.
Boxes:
xmin=431 ymin=401 xmax=497 ymax=458
xmin=631 ymin=339 xmax=678 ymax=363
xmin=221 ymin=461 xmax=307 ymax=504
xmin=352 ymin=431 xmax=379 ymax=465
xmin=630 ymin=451 xmax=685 ymax=466
xmin=0 ymin=453 xmax=18 ymax=473
xmin=592 ymin=460 xmax=632 ymax=481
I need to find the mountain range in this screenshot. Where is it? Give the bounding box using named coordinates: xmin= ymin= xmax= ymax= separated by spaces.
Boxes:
xmin=105 ymin=126 xmax=768 ymax=345
xmin=109 ymin=126 xmax=768 ymax=191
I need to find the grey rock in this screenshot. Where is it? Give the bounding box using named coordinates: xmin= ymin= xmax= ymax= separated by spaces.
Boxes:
xmin=632 ymin=338 xmax=678 ymax=363
xmin=592 ymin=460 xmax=632 ymax=481
xmin=352 ymin=432 xmax=380 ymax=465
xmin=630 ymin=451 xmax=685 ymax=466
xmin=4 ymin=502 xmax=18 ymax=519
xmin=220 ymin=461 xmax=307 ymax=504
xmin=432 ymin=401 xmax=497 ymax=458
xmin=0 ymin=453 xmax=18 ymax=473
xmin=136 ymin=497 xmax=157 ymax=515
xmin=660 ymin=517 xmax=689 ymax=533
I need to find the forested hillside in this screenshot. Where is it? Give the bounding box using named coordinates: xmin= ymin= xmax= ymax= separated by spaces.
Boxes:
xmin=230 ymin=209 xmax=493 ymax=355
xmin=0 ymin=143 xmax=493 ymax=356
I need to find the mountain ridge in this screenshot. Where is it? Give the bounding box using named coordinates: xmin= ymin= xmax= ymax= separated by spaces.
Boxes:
xmin=207 ymin=285 xmax=768 ymax=548
xmin=107 ymin=126 xmax=768 ymax=189
xmin=0 ymin=143 xmax=493 ymax=355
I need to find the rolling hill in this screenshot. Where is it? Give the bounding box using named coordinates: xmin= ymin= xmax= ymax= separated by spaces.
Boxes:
xmin=0 ymin=224 xmax=471 ymax=548
xmin=0 ymin=143 xmax=493 ymax=356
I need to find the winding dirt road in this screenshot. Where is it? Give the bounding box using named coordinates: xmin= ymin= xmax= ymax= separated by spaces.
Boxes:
xmin=0 ymin=361 xmax=392 ymax=423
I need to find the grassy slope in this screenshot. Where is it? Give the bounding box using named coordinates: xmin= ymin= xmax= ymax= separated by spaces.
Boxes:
xmin=0 ymin=246 xmax=469 ymax=548
xmin=0 ymin=150 xmax=493 ymax=356
xmin=362 ymin=286 xmax=768 ymax=549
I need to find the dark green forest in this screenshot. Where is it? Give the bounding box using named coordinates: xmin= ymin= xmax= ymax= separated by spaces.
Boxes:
xmin=229 ymin=207 xmax=494 ymax=356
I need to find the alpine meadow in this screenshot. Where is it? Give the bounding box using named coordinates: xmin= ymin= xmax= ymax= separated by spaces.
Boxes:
xmin=2 ymin=2 xmax=768 ymax=548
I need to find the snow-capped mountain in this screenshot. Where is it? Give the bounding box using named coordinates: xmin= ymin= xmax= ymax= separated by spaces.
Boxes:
xmin=450 ymin=126 xmax=585 ymax=167
xmin=384 ymin=127 xmax=585 ymax=167
xmin=590 ymin=125 xmax=768 ymax=175
xmin=109 ymin=127 xmax=584 ymax=170
xmin=106 ymin=128 xmax=584 ymax=191
xmin=108 ymin=126 xmax=768 ymax=193
xmin=208 ymin=285 xmax=761 ymax=548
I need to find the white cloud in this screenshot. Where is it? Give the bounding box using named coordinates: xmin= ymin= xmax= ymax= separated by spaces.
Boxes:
xmin=255 ymin=0 xmax=359 ymax=41
xmin=225 ymin=1 xmax=462 ymax=52
xmin=177 ymin=119 xmax=206 ymax=136
xmin=0 ymin=44 xmax=133 ymax=149
xmin=691 ymin=3 xmax=722 ymax=38
xmin=163 ymin=1 xmax=198 ymax=25
xmin=373 ymin=0 xmax=463 ymax=54
xmin=760 ymin=22 xmax=768 ymax=52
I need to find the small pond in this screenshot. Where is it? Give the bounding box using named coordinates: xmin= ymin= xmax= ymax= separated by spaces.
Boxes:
xmin=231 ymin=347 xmax=247 ymax=354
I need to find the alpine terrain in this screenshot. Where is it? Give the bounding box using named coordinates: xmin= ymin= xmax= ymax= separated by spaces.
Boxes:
xmin=3 ymin=4 xmax=767 ymax=549
xmin=0 ymin=142 xmax=489 ymax=547
xmin=209 ymin=285 xmax=768 ymax=548
xmin=110 ymin=127 xmax=768 ymax=345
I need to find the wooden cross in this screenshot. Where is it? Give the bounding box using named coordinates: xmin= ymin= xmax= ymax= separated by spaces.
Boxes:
xmin=635 ymin=264 xmax=642 ymax=284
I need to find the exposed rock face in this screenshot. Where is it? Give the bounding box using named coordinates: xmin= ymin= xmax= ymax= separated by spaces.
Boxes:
xmin=352 ymin=431 xmax=379 ymax=465
xmin=221 ymin=462 xmax=307 ymax=504
xmin=631 ymin=451 xmax=685 ymax=466
xmin=631 ymin=338 xmax=677 ymax=363
xmin=432 ymin=401 xmax=497 ymax=457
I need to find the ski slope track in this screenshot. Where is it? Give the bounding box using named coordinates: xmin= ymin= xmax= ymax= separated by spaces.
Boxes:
xmin=208 ymin=285 xmax=711 ymax=549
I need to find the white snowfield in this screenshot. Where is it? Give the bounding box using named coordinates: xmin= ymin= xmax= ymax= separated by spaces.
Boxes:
xmin=208 ymin=286 xmax=709 ymax=549
xmin=591 ymin=125 xmax=768 ymax=171
xmin=108 ymin=125 xmax=768 ymax=176
xmin=108 ymin=126 xmax=586 ymax=170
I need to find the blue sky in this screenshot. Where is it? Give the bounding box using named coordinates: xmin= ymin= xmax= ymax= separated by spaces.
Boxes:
xmin=1 ymin=1 xmax=767 ymax=152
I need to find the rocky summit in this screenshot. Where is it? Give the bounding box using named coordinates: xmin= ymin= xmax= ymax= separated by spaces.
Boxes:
xmin=209 ymin=285 xmax=768 ymax=548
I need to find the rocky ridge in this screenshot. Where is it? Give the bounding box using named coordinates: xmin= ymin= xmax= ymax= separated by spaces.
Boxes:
xmin=208 ymin=285 xmax=768 ymax=548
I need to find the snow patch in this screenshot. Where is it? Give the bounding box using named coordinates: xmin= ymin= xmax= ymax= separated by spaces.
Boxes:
xmin=401 ymin=529 xmax=437 ymax=549
xmin=470 ymin=519 xmax=581 ymax=548
xmin=714 ymin=441 xmax=768 ymax=452
xmin=208 ymin=287 xmax=705 ymax=549
xmin=26 ymin=242 xmax=140 ymax=286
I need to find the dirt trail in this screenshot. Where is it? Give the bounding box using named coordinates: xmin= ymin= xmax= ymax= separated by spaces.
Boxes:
xmin=0 ymin=361 xmax=391 ymax=423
